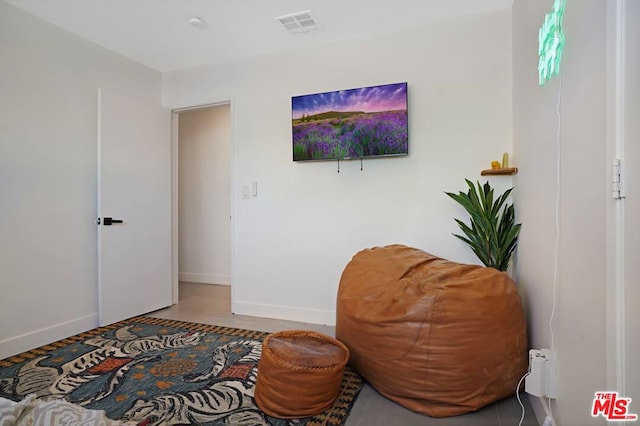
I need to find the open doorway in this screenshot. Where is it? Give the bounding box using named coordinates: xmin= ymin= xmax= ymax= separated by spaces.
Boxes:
xmin=174 ymin=103 xmax=232 ymax=302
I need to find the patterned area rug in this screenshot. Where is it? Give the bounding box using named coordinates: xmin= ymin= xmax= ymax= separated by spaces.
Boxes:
xmin=0 ymin=317 xmax=363 ymax=425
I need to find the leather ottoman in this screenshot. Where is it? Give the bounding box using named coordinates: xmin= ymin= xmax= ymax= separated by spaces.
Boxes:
xmin=254 ymin=330 xmax=349 ymax=418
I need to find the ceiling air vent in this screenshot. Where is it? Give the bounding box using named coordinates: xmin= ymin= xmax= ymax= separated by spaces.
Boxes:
xmin=274 ymin=10 xmax=321 ymax=35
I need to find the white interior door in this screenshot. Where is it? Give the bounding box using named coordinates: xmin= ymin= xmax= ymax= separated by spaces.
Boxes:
xmin=97 ymin=89 xmax=172 ymax=326
xmin=623 ymin=0 xmax=639 ymax=404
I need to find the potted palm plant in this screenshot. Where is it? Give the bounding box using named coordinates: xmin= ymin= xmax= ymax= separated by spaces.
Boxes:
xmin=445 ymin=179 xmax=521 ymax=272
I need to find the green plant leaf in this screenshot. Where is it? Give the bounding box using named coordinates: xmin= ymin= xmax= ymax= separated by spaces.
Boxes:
xmin=446 ymin=180 xmax=521 ymax=272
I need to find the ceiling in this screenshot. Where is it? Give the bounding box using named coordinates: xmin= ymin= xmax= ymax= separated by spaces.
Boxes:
xmin=6 ymin=0 xmax=513 ymax=73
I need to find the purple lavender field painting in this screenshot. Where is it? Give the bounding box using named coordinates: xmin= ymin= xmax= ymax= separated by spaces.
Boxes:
xmin=292 ymin=82 xmax=408 ymax=161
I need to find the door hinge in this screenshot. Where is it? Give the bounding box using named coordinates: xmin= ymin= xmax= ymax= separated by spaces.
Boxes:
xmin=612 ymin=159 xmax=626 ymax=199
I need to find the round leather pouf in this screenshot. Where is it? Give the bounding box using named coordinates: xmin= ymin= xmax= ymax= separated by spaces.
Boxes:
xmin=254 ymin=330 xmax=349 ymax=419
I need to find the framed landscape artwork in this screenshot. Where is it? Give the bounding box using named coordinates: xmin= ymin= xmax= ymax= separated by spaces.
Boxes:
xmin=292 ymin=82 xmax=408 ymax=162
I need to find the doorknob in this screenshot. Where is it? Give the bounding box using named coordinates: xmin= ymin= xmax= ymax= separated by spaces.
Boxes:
xmin=97 ymin=217 xmax=124 ymax=226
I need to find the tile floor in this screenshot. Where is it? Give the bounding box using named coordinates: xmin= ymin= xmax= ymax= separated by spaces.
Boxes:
xmin=149 ymin=282 xmax=538 ymax=426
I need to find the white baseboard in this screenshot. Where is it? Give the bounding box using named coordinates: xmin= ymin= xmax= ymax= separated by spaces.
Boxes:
xmin=179 ymin=272 xmax=230 ymax=285
xmin=0 ymin=314 xmax=98 ymax=360
xmin=527 ymin=394 xmax=549 ymax=426
xmin=232 ymin=301 xmax=335 ymax=326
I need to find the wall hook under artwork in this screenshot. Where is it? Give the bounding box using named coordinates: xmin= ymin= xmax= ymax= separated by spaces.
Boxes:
xmin=336 ymin=157 xmax=365 ymax=173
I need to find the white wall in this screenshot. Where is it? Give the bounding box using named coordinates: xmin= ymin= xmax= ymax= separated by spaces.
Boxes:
xmin=178 ymin=105 xmax=231 ymax=285
xmin=0 ymin=0 xmax=161 ymax=358
xmin=164 ymin=10 xmax=514 ymax=325
xmin=513 ymin=1 xmax=608 ymax=425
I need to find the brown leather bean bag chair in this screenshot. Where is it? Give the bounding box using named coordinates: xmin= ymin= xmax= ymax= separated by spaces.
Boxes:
xmin=335 ymin=244 xmax=527 ymax=417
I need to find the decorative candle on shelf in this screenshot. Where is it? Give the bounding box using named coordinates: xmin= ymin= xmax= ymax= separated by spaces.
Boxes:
xmin=502 ymin=152 xmax=509 ymax=168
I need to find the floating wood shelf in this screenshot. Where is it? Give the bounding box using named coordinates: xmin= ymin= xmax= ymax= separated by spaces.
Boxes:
xmin=481 ymin=167 xmax=518 ymax=176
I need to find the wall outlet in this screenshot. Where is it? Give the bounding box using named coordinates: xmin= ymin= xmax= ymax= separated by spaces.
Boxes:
xmin=541 ymin=348 xmax=557 ymax=399
xmin=525 ymin=349 xmax=557 ymax=399
xmin=526 ymin=349 xmax=547 ymax=396
xmin=542 ymin=415 xmax=554 ymax=426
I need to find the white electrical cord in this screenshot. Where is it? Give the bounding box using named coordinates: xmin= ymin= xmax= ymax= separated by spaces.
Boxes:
xmin=516 ymin=371 xmax=531 ymax=426
xmin=546 ymin=72 xmax=563 ymax=424
xmin=550 ymin=73 xmax=562 ymax=354
xmin=516 ymin=69 xmax=563 ymax=426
